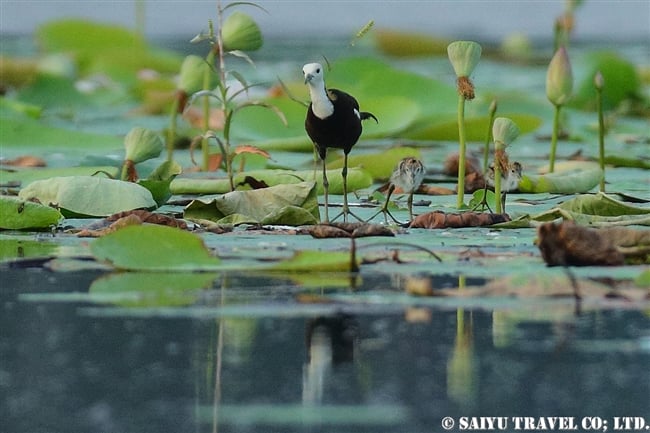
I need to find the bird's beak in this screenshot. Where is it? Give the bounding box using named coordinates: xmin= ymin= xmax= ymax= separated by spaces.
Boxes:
xmin=304 ymin=73 xmax=313 ymax=84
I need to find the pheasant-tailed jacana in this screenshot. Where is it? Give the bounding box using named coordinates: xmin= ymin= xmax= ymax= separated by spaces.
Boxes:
xmin=368 ymin=157 xmax=425 ymax=225
xmin=303 ymin=62 xmax=377 ymax=223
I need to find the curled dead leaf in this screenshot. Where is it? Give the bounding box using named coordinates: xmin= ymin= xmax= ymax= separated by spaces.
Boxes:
xmin=409 ymin=211 xmax=510 ymax=229
xmin=537 ymin=221 xmax=650 ymax=266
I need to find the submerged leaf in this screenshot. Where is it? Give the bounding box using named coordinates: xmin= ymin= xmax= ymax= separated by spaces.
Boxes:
xmin=91 ymin=224 xmax=220 ymax=271
xmin=0 ymin=195 xmax=62 ymax=230
xmin=18 ymin=176 xmax=157 ymax=217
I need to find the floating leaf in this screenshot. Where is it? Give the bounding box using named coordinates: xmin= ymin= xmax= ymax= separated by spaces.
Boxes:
xmin=19 ymin=176 xmax=156 ymax=217
xmin=91 ymin=224 xmax=220 ymax=271
xmin=559 ymin=192 xmax=650 ymax=216
xmin=0 ymin=195 xmax=62 ymax=230
xmin=327 ymin=147 xmax=421 ymax=181
xmin=171 ymin=168 xmax=372 ymax=195
xmin=184 ymin=181 xmax=319 ymax=225
xmin=571 ymin=51 xmax=641 ymax=111
xmin=0 ymin=166 xmax=120 ymax=189
xmin=519 ymin=161 xmax=603 ymax=194
xmin=405 ymin=113 xmax=541 ymax=141
xmin=89 ymin=272 xmax=218 ymax=306
xmin=138 ymin=160 xmax=183 ymax=206
xmin=270 ymin=250 xmax=356 ymax=272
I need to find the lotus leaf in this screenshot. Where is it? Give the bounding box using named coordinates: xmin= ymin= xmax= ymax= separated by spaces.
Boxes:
xmin=91 ymin=224 xmax=220 ymax=271
xmin=0 ymin=195 xmax=62 ymax=230
xmin=19 ymin=176 xmax=157 ymax=217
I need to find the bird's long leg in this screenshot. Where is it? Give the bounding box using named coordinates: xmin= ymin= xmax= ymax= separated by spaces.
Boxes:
xmin=407 ymin=191 xmax=415 ymax=222
xmin=366 ymin=184 xmax=401 ymax=224
xmin=332 ymin=153 xmax=363 ymax=223
xmin=321 ymin=155 xmax=329 ymax=224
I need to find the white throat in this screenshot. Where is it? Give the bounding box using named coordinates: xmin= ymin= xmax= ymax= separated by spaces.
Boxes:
xmin=308 ymin=83 xmax=334 ymax=119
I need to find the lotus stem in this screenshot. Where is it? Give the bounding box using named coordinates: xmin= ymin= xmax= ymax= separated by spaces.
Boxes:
xmin=595 ymin=71 xmax=606 ymax=192
xmin=166 ymin=96 xmax=179 ymax=162
xmin=549 ymin=104 xmax=561 ymax=173
xmin=483 ymin=99 xmax=497 ymax=173
xmin=494 ymin=146 xmax=503 ymax=214
xmin=457 ymin=92 xmax=467 ymax=208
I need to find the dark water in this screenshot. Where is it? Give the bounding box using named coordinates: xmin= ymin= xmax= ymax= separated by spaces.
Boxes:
xmin=2 ymin=267 xmax=649 ymax=433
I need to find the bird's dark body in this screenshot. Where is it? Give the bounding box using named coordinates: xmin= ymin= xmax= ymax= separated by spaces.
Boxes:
xmin=305 ymin=89 xmax=375 ymax=160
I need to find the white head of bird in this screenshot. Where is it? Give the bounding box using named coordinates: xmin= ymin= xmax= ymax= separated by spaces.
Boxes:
xmin=303 ymin=62 xmax=334 ymax=119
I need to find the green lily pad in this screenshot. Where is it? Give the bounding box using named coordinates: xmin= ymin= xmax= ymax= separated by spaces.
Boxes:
xmin=184 ymin=181 xmax=319 ymax=225
xmin=89 ymin=272 xmax=219 ymax=307
xmin=170 ymin=168 xmax=373 ymax=195
xmin=91 ymin=224 xmax=221 ymax=271
xmin=18 ymin=176 xmax=157 ymax=217
xmin=406 ymin=113 xmax=543 ymax=141
xmin=327 ymin=146 xmax=421 ymax=180
xmin=138 ymin=160 xmax=183 ymax=206
xmin=0 ymin=166 xmax=120 ymax=188
xmin=270 ymin=249 xmax=356 ymax=272
xmin=571 ymin=51 xmax=641 ymax=111
xmin=519 ymin=161 xmax=603 ymax=194
xmin=35 ymin=19 xmax=180 ymax=80
xmin=0 ymin=195 xmax=62 ymax=230
xmin=559 ymin=192 xmax=650 ymax=216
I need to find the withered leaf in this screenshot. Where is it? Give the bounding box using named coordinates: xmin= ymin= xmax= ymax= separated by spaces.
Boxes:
xmin=409 ymin=211 xmax=510 ymax=229
xmin=537 ymin=221 xmax=650 ymax=266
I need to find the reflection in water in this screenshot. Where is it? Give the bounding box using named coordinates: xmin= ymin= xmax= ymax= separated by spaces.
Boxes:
xmin=303 ymin=315 xmax=357 ymax=404
xmin=1 ymin=270 xmax=649 ymax=433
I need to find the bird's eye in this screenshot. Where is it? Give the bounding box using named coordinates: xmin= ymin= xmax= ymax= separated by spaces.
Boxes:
xmin=316 ymin=68 xmax=320 ymax=73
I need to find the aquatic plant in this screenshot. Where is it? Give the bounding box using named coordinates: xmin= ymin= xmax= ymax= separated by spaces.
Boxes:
xmin=546 ymin=45 xmax=573 ymax=173
xmin=187 ymin=1 xmax=285 ymax=190
xmin=122 ymin=126 xmax=163 ymax=181
xmin=491 ymin=117 xmax=520 ymax=214
xmin=447 ymin=40 xmax=482 ymax=208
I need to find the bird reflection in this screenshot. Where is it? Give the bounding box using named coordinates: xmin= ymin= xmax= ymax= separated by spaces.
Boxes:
xmin=303 ymin=315 xmax=358 ymax=405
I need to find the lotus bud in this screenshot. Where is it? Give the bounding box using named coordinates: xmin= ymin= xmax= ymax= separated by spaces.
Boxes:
xmin=492 ymin=117 xmax=520 ymax=149
xmin=124 ymin=127 xmax=163 ymax=164
xmin=546 ymin=46 xmax=573 ymax=106
xmin=447 ymin=41 xmax=482 ymax=78
xmin=178 ymin=55 xmax=216 ymax=94
xmin=221 ymin=11 xmax=262 ymax=52
xmin=593 ymin=70 xmax=604 ymax=91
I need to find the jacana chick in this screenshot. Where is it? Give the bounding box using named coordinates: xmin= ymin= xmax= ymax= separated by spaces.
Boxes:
xmin=368 ymin=157 xmax=425 ymax=225
xmin=303 ymin=62 xmax=377 ymax=223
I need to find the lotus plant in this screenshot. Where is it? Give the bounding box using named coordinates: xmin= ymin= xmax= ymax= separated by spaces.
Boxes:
xmin=122 ymin=126 xmax=163 ymax=182
xmin=188 ymin=1 xmax=285 ymax=190
xmin=166 ymin=54 xmax=217 ymax=161
xmin=447 ymin=40 xmax=482 ymax=208
xmin=491 ymin=117 xmax=519 ymax=214
xmin=546 ymin=46 xmax=573 ymax=173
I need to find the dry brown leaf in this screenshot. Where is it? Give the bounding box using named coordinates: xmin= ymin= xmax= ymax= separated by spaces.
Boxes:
xmin=409 ymin=211 xmax=510 ymax=229
xmin=537 ymin=221 xmax=650 ymax=266
xmin=3 ymin=156 xmax=47 ymax=167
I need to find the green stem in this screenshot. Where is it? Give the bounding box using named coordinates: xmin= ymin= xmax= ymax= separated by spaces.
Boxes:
xmin=549 ymin=104 xmax=562 ymax=173
xmin=201 ymin=46 xmax=216 ymax=172
xmin=166 ymin=97 xmax=179 ymax=162
xmin=483 ymin=100 xmax=497 ymax=173
xmin=596 ymin=88 xmax=605 ymax=192
xmin=494 ymin=146 xmax=503 ymax=214
xmin=457 ymin=94 xmax=467 ymax=209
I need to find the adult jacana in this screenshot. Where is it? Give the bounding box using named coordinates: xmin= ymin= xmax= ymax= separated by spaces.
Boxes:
xmin=303 ymin=62 xmax=377 ymax=223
